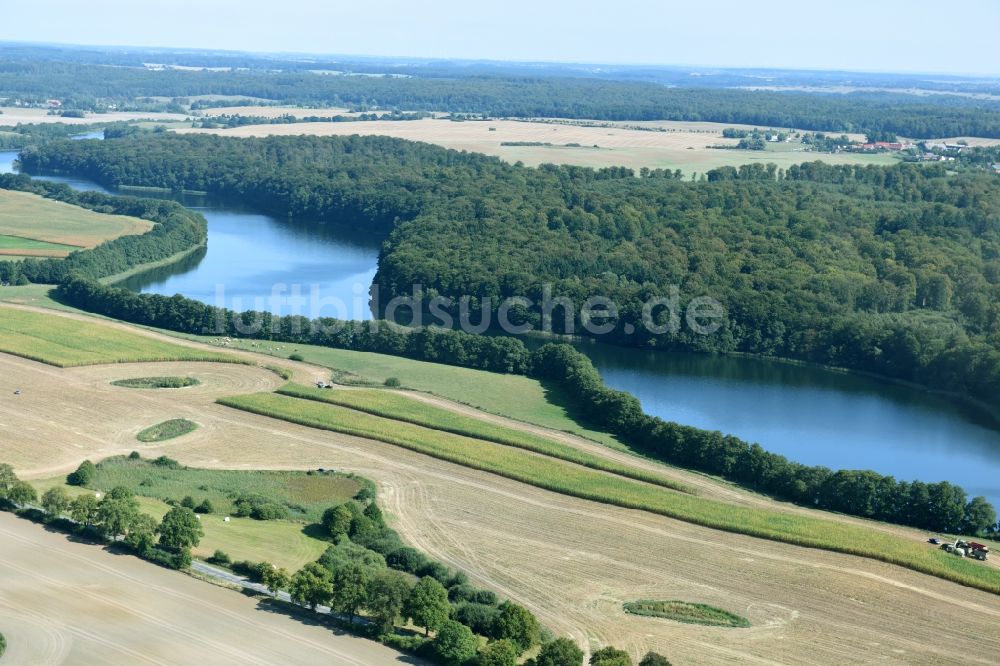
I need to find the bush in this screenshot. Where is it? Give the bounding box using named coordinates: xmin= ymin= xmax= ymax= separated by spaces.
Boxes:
xmin=590 ymin=647 xmax=632 ymax=666
xmin=455 ymin=602 xmax=501 ymax=636
xmin=535 ymin=638 xmax=584 ymax=666
xmin=208 ymin=549 xmax=231 ymax=565
xmin=387 ymin=546 xmax=427 ymax=573
xmin=67 ymin=459 xmax=96 ymax=486
xmin=195 ymin=499 xmax=215 ymax=514
xmin=477 ymin=640 xmax=519 ymax=666
xmin=151 ymin=455 xmax=181 ymax=468
xmin=140 ymin=546 xmax=191 ymax=570
xmin=638 ymin=653 xmax=672 ymax=666
xmin=432 ymin=620 xmax=478 ymax=666
xmin=289 ymin=353 xmax=304 ymax=362
xmin=180 ymin=496 xmax=196 ymax=509
xmin=384 ymin=377 xmax=401 ymax=387
xmin=231 ymin=560 xmax=271 ymax=582
xmin=418 ymin=561 xmax=451 ymax=584
xmin=381 ymin=632 xmax=430 ymax=654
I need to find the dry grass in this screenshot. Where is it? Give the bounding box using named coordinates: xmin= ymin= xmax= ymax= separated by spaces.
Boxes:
xmin=0 ymin=513 xmax=412 ymax=664
xmin=0 ymin=106 xmax=188 ymax=125
xmin=200 ymin=105 xmax=356 ymax=118
xmin=220 ymin=391 xmax=1000 ymax=596
xmin=176 ymin=118 xmax=901 ymax=172
xmin=0 ymin=189 xmax=152 ymax=254
xmin=0 ymin=306 xmax=237 ymax=367
xmin=4 ymin=348 xmax=1000 ymax=663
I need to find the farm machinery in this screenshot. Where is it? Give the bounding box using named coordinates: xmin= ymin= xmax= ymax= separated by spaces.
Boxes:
xmin=940 ymin=539 xmax=990 ymax=560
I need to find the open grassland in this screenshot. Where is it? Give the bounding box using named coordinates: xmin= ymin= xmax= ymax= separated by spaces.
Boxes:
xmin=65 ymin=456 xmax=361 ymax=523
xmin=220 ymin=391 xmax=1000 ymax=596
xmin=0 ymin=513 xmax=410 ymax=664
xmin=29 ymin=476 xmax=334 ymax=572
xmin=5 ymin=352 xmax=1000 ymax=663
xmin=189 ymin=334 xmax=622 ymax=447
xmin=136 ymin=418 xmax=198 ymax=442
xmin=623 ymin=600 xmax=750 ymax=628
xmin=280 ymin=384 xmax=689 ymax=492
xmin=0 ymin=234 xmax=80 ymax=257
xmin=0 ymin=189 xmax=152 ymax=253
xmin=178 ymin=117 xmax=901 ymax=172
xmin=0 ymin=305 xmax=238 ymax=366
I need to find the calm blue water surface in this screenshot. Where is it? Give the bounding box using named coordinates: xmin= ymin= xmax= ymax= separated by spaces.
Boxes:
xmin=3 ymin=146 xmax=998 ymax=508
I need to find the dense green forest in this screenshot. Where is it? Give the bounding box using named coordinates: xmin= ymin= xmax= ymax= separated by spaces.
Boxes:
xmin=19 ymin=134 xmax=1000 ymax=415
xmin=4 ymin=58 xmax=1000 ymax=137
xmin=8 ymin=133 xmax=1000 ymax=533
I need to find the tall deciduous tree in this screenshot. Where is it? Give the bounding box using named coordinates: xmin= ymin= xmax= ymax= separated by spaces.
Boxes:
xmin=534 ymin=638 xmax=584 ymax=666
xmin=365 ymin=569 xmax=412 ymax=634
xmin=432 ymin=620 xmax=478 ymax=666
xmin=290 ymin=562 xmax=333 ymax=611
xmin=41 ymin=486 xmax=71 ymax=518
xmin=158 ymin=506 xmax=203 ymax=551
xmin=331 ymin=562 xmax=371 ymax=623
xmin=405 ymin=576 xmax=451 ymax=636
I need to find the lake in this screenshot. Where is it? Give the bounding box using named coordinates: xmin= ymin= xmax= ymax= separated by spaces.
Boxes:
xmin=3 ymin=146 xmax=998 ymax=507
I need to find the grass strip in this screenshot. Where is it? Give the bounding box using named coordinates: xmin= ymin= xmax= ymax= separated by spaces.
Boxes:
xmin=279 ymin=384 xmax=690 ymax=493
xmin=111 ymin=376 xmax=201 ymax=389
xmin=0 ymin=306 xmax=240 ymax=367
xmin=137 ymin=419 xmax=198 ymax=442
xmin=623 ymin=600 xmax=750 ymax=628
xmin=219 ymin=392 xmax=1000 ymax=596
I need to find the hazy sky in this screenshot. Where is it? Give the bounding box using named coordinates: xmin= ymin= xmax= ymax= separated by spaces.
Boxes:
xmin=2 ymin=0 xmax=998 ymax=76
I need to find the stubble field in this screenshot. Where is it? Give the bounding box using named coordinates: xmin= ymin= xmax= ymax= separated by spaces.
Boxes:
xmin=176 ymin=118 xmax=901 ymax=173
xmin=0 ymin=190 xmax=152 ymax=258
xmin=0 ymin=513 xmax=418 ymax=665
xmin=2 ymin=309 xmax=1000 ymax=664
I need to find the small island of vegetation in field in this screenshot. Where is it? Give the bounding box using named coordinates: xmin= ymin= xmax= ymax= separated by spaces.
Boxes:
xmin=111 ymin=376 xmax=201 ymax=389
xmin=624 ymin=600 xmax=750 ymax=628
xmin=136 ymin=419 xmax=198 ymax=442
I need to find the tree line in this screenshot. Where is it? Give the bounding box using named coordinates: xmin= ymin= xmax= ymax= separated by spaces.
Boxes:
xmin=8 ymin=134 xmax=1000 ymax=533
xmin=4 ymin=56 xmax=1000 ymax=137
xmin=46 ymin=277 xmax=999 ymax=535
xmin=24 ymin=133 xmax=999 ymax=413
xmin=0 ymin=173 xmax=207 ymax=286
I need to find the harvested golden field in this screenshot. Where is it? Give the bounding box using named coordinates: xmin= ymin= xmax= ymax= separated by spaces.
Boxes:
xmin=3 ymin=308 xmax=1000 ymax=663
xmin=0 ymin=189 xmax=152 ymax=257
xmin=200 ymin=105 xmax=356 ymax=118
xmin=0 ymin=513 xmax=416 ymax=665
xmin=176 ymin=118 xmax=901 ymax=172
xmin=923 ymin=136 xmax=1000 ymax=147
xmin=0 ymin=106 xmax=188 ymax=125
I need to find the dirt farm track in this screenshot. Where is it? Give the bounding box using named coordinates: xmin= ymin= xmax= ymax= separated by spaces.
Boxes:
xmin=2 ymin=312 xmax=1000 ymax=664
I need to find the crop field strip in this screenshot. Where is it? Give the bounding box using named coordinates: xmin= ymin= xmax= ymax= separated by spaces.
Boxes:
xmin=0 ymin=233 xmax=81 ymax=257
xmin=0 ymin=189 xmax=152 ymax=249
xmin=0 ymin=306 xmax=240 ymax=367
xmin=278 ymin=384 xmax=691 ymax=493
xmin=219 ymin=391 xmax=1000 ymax=595
xmin=4 ymin=349 xmax=999 ymax=662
